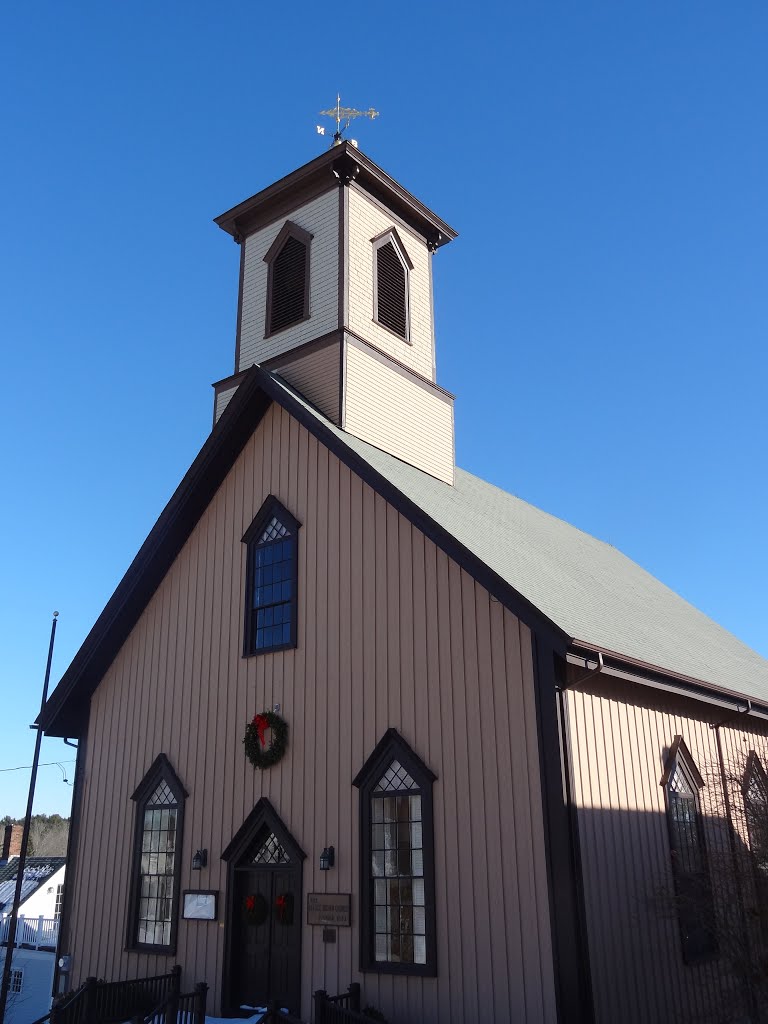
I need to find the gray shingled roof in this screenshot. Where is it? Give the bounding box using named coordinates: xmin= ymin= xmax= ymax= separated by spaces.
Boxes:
xmin=271 ymin=374 xmax=768 ymax=703
xmin=0 ymin=857 xmax=65 ymax=912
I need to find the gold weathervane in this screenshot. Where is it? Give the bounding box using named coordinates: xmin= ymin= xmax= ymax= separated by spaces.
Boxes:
xmin=317 ymin=94 xmax=379 ymax=147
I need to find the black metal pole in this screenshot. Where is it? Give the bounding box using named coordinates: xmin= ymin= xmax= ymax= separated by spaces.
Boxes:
xmin=0 ymin=612 xmax=58 ymax=1024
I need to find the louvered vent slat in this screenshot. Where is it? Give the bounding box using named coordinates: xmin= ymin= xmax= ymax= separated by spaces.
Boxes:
xmin=269 ymin=235 xmax=307 ymax=334
xmin=376 ymin=241 xmax=407 ymax=339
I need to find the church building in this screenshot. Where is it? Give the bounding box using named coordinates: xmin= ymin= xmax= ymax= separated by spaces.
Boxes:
xmin=41 ymin=142 xmax=768 ymax=1024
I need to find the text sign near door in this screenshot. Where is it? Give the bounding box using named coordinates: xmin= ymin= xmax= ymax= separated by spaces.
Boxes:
xmin=307 ymin=893 xmax=352 ymax=927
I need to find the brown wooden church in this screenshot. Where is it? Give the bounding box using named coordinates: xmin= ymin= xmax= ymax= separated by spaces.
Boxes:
xmin=41 ymin=142 xmax=768 ymax=1024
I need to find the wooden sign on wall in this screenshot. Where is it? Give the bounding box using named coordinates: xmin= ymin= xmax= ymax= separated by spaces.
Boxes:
xmin=307 ymin=893 xmax=352 ymax=927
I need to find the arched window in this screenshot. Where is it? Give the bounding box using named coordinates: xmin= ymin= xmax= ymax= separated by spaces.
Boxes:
xmin=264 ymin=220 xmax=313 ymax=337
xmin=127 ymin=755 xmax=187 ymax=953
xmin=372 ymin=228 xmax=412 ymax=341
xmin=743 ymin=752 xmax=768 ymax=918
xmin=242 ymin=496 xmax=300 ymax=656
xmin=661 ymin=737 xmax=717 ymax=962
xmin=353 ymin=729 xmax=437 ymax=975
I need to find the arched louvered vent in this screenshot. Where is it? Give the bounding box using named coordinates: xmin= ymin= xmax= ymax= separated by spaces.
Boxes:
xmin=376 ymin=242 xmax=407 ymax=338
xmin=264 ymin=221 xmax=312 ymax=337
xmin=373 ymin=230 xmax=411 ymax=341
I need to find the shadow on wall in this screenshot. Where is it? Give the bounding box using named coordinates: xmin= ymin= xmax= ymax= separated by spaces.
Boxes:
xmin=578 ymin=802 xmax=768 ymax=1024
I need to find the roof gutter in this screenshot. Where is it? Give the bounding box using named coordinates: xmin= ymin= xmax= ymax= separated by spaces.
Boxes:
xmin=566 ymin=647 xmax=768 ymax=723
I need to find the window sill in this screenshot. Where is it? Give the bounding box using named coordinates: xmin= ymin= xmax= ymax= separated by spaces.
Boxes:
xmin=264 ymin=315 xmax=311 ymax=341
xmin=243 ymin=640 xmax=297 ymax=658
xmin=371 ymin=318 xmax=411 ymax=345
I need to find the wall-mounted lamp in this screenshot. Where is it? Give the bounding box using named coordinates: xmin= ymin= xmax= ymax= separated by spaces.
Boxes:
xmin=319 ymin=846 xmax=335 ymax=871
xmin=192 ymin=849 xmax=208 ymax=871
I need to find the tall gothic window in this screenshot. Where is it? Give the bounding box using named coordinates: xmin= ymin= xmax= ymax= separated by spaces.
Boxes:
xmin=353 ymin=729 xmax=437 ymax=975
xmin=372 ymin=228 xmax=412 ymax=341
xmin=264 ymin=221 xmax=312 ymax=337
xmin=662 ymin=737 xmax=717 ymax=963
xmin=127 ymin=755 xmax=187 ymax=953
xmin=743 ymin=752 xmax=768 ymax=921
xmin=242 ymin=496 xmax=300 ymax=656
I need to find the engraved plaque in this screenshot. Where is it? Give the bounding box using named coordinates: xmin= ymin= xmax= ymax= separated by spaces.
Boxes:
xmin=307 ymin=893 xmax=351 ymax=926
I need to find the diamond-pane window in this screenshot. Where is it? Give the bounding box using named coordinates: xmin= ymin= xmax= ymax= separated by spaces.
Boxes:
xmin=259 ymin=517 xmax=291 ymax=543
xmin=251 ymin=832 xmax=291 ymax=865
xmin=375 ymin=760 xmax=417 ymax=793
xmin=129 ymin=756 xmax=186 ymax=953
xmin=354 ymin=730 xmax=437 ymax=976
xmin=243 ymin=498 xmax=300 ymax=656
xmin=663 ymin=738 xmax=717 ymax=963
xmin=148 ymin=780 xmax=175 ymax=806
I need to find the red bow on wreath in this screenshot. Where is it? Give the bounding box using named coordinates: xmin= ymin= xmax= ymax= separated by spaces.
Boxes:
xmin=252 ymin=713 xmax=270 ymax=747
xmin=245 ymin=895 xmax=255 ymax=912
xmin=275 ymin=894 xmax=288 ymax=922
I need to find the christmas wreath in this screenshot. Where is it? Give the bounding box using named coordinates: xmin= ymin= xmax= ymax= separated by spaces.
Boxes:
xmin=244 ymin=892 xmax=269 ymax=926
xmin=243 ymin=710 xmax=289 ymax=770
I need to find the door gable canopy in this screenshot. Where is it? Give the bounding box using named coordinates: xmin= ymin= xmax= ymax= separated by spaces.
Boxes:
xmin=222 ymin=797 xmax=306 ymax=865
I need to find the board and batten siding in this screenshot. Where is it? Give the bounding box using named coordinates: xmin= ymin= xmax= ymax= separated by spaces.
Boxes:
xmin=64 ymin=402 xmax=556 ymax=1024
xmin=343 ymin=341 xmax=454 ymax=485
xmin=566 ymin=676 xmax=768 ymax=1024
xmin=238 ymin=190 xmax=339 ymax=371
xmin=347 ymin=187 xmax=435 ymax=382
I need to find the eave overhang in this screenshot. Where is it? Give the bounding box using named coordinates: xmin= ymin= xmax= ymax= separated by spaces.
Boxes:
xmin=567 ymin=642 xmax=768 ymax=723
xmin=39 ymin=364 xmax=564 ymax=739
xmin=214 ymin=142 xmax=458 ymax=249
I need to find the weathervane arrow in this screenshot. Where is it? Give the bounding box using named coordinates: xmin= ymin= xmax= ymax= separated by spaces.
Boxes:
xmin=316 ymin=93 xmax=379 ymax=147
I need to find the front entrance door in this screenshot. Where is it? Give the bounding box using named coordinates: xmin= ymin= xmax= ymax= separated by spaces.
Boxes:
xmin=223 ymin=799 xmax=305 ymax=1016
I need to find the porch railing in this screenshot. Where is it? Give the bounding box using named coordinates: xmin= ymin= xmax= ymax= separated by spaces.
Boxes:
xmin=30 ymin=965 xmax=187 ymax=1024
xmin=0 ymin=914 xmax=60 ymax=949
xmin=314 ymin=984 xmax=388 ymax=1024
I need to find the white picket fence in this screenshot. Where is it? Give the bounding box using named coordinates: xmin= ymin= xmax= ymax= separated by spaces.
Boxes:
xmin=0 ymin=914 xmax=59 ymax=949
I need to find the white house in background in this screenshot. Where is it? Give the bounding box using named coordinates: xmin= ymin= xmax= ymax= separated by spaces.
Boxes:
xmin=0 ymin=856 xmax=66 ymax=1024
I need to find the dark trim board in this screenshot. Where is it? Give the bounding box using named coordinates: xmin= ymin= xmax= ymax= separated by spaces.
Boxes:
xmin=40 ymin=364 xmax=567 ymax=738
xmin=346 ymin=330 xmax=455 ymax=402
xmin=215 ymin=142 xmax=457 ymax=249
xmin=52 ymin=725 xmax=88 ymax=997
xmin=533 ymin=639 xmax=594 ymax=1024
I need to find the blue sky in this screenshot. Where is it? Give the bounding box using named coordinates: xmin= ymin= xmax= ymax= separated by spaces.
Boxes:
xmin=2 ymin=2 xmax=767 ymax=818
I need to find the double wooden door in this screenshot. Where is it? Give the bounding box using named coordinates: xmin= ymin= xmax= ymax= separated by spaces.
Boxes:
xmin=231 ymin=861 xmax=302 ymax=1014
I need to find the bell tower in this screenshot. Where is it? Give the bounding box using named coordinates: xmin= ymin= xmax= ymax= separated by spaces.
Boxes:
xmin=213 ymin=143 xmax=458 ymax=484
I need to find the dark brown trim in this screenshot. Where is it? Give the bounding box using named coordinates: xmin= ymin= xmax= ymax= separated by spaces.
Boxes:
xmin=532 ymin=640 xmax=594 ymax=1024
xmin=52 ymin=725 xmax=88 ymax=997
xmin=234 ymin=238 xmax=245 ymax=374
xmin=338 ymin=179 xmax=347 ymax=425
xmin=370 ymin=226 xmax=414 ymax=268
xmin=742 ymin=749 xmax=768 ymax=797
xmin=660 ymin=735 xmax=706 ymax=790
xmin=353 ymin=729 xmax=437 ymax=977
xmin=660 ymin=735 xmax=719 ymax=965
xmin=215 ymin=142 xmax=457 ymax=248
xmin=346 ymin=331 xmax=454 ymax=403
xmin=125 ymin=754 xmax=188 ymax=956
xmin=221 ymin=798 xmax=305 ymax=1016
xmin=40 ymin=371 xmax=273 ymax=738
xmin=264 ymin=221 xmax=313 ymax=340
xmin=40 ymin=364 xmax=566 ymax=738
xmin=348 ymin=179 xmax=433 ymax=249
xmin=217 ymin=174 xmax=337 ymax=242
xmin=372 ymin=230 xmax=411 ymax=343
xmin=567 ymin=647 xmax=768 ymax=723
xmin=212 ymin=370 xmax=249 ymax=427
xmin=260 ymin=331 xmax=340 ymax=371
